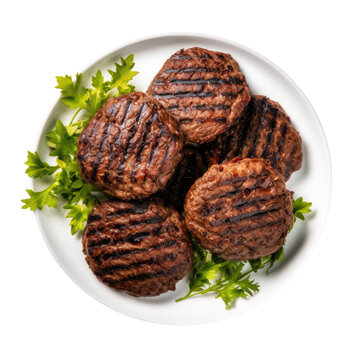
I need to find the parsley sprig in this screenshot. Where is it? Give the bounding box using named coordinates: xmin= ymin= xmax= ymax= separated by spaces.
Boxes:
xmin=177 ymin=197 xmax=312 ymax=309
xmin=22 ymin=55 xmax=138 ymax=234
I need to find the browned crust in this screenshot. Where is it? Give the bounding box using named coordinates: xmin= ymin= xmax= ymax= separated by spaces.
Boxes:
xmin=147 ymin=47 xmax=251 ymax=144
xmin=77 ymin=92 xmax=184 ymax=199
xmin=184 ymin=158 xmax=294 ymax=261
xmin=202 ymin=95 xmax=303 ymax=180
xmin=83 ymin=198 xmax=193 ymax=297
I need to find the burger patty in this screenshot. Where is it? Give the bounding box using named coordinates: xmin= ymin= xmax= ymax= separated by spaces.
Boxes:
xmin=77 ymin=92 xmax=184 ymax=199
xmin=147 ymin=47 xmax=251 ymax=144
xmin=184 ymin=158 xmax=294 ymax=261
xmin=161 ymin=146 xmax=207 ymax=212
xmin=82 ymin=198 xmax=193 ymax=297
xmin=202 ymin=95 xmax=303 ymax=180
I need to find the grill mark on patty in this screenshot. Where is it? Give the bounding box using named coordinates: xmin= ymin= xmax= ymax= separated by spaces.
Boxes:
xmin=245 ymin=177 xmax=272 ymax=191
xmin=167 ymin=103 xmax=230 ymax=112
xmin=234 ymin=104 xmax=254 ymax=157
xmin=152 ymin=90 xmax=215 ymax=99
xmin=138 ymin=113 xmax=157 ymax=164
xmin=88 ymin=223 xmax=166 ymax=249
xmin=106 ymin=100 xmax=123 ymax=118
xmin=272 ymin=124 xmax=288 ymax=168
xmin=86 ymin=203 xmax=148 ymax=224
xmin=81 ymin=121 xmax=101 ymax=162
xmin=261 ymin=115 xmax=277 ymax=158
xmin=88 ymin=231 xmax=151 ymax=248
xmin=86 ymin=226 xmax=104 ymax=236
xmin=179 ymin=117 xmax=226 ymax=124
xmin=200 ymin=193 xmax=286 ymax=216
xmin=86 ymin=214 xmax=164 ymax=239
xmin=172 ymin=54 xmax=192 ymax=60
xmin=208 ymin=175 xmax=266 ymax=200
xmin=102 ymin=231 xmax=151 ymax=246
xmin=226 ymin=219 xmax=284 ymax=234
xmin=148 ymin=126 xmax=167 ymax=166
xmin=129 ymin=116 xmax=153 ymax=181
xmin=284 ymin=145 xmax=298 ymax=179
xmin=209 ymin=205 xmax=282 ymax=227
xmin=219 ymin=124 xmax=240 ymax=161
xmin=103 ymin=99 xmax=133 ymax=183
xmin=221 ymin=91 xmax=239 ymax=98
xmin=78 ymin=155 xmax=86 ymax=175
xmin=98 ymin=240 xmax=179 ymax=261
xmin=200 ymin=51 xmax=213 ymax=60
xmin=166 ymin=77 xmax=243 ymax=85
xmin=119 ymin=98 xmax=133 ymax=124
xmin=197 ymin=117 xmax=226 ymax=123
xmin=249 ymin=99 xmax=268 ymax=157
xmin=164 ymin=67 xmax=221 ymax=74
xmin=116 ymin=103 xmax=147 ymax=178
xmin=112 ymin=263 xmax=185 ymax=282
xmin=91 ymin=122 xmax=113 ymax=181
xmin=87 ymin=214 xmax=102 ymax=224
xmin=160 ymin=134 xmax=176 ymax=171
xmin=97 ymin=252 xmax=178 ymax=274
xmin=214 ymin=175 xmax=248 ymax=188
xmin=232 ymin=193 xmax=285 ymax=208
xmin=193 ymin=104 xmax=231 ymax=111
xmin=106 ymin=203 xmax=149 ymax=218
xmin=114 ymin=215 xmax=164 ymax=230
xmin=178 ymin=118 xmax=192 ymax=124
xmin=112 ymin=98 xmax=133 ymax=147
xmin=166 ymin=105 xmax=179 ymax=110
xmin=210 ymin=188 xmax=243 ymax=200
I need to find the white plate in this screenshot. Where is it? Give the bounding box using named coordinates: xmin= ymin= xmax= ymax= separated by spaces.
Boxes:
xmin=35 ymin=34 xmax=331 ymax=325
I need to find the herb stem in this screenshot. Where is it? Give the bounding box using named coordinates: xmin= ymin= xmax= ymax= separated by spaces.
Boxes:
xmin=176 ymin=283 xmax=222 ymax=302
xmin=69 ymin=108 xmax=81 ymax=125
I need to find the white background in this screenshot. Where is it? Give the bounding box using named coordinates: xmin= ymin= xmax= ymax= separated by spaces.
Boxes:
xmin=1 ymin=0 xmax=359 ymax=359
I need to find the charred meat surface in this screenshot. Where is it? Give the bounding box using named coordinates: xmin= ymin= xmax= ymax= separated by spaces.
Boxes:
xmin=202 ymin=95 xmax=303 ymax=180
xmin=184 ymin=158 xmax=294 ymax=261
xmin=77 ymin=92 xmax=184 ymax=199
xmin=147 ymin=47 xmax=251 ymax=144
xmin=161 ymin=146 xmax=207 ymax=212
xmin=83 ymin=198 xmax=193 ymax=297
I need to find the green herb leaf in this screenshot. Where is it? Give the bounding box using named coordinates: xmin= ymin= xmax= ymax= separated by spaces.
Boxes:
xmin=46 ymin=120 xmax=77 ymax=161
xmin=291 ymin=196 xmax=312 ymax=230
xmin=63 ymin=202 xmax=95 ymax=235
xmin=24 ymin=151 xmax=59 ymax=178
xmin=107 ymin=54 xmax=139 ymax=95
xmin=55 ymin=73 xmax=89 ymax=109
xmin=21 ymin=186 xmax=58 ymax=211
xmin=84 ymin=70 xmax=108 ymax=118
xmin=293 ymin=197 xmax=312 ymax=220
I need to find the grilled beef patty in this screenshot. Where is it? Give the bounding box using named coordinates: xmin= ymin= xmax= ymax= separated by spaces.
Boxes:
xmin=202 ymin=95 xmax=303 ymax=180
xmin=147 ymin=47 xmax=251 ymax=144
xmin=161 ymin=146 xmax=207 ymax=212
xmin=184 ymin=158 xmax=293 ymax=261
xmin=83 ymin=198 xmax=193 ymax=297
xmin=77 ymin=92 xmax=184 ymax=200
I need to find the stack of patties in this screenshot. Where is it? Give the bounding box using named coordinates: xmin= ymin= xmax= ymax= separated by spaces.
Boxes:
xmin=77 ymin=47 xmax=302 ymax=297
